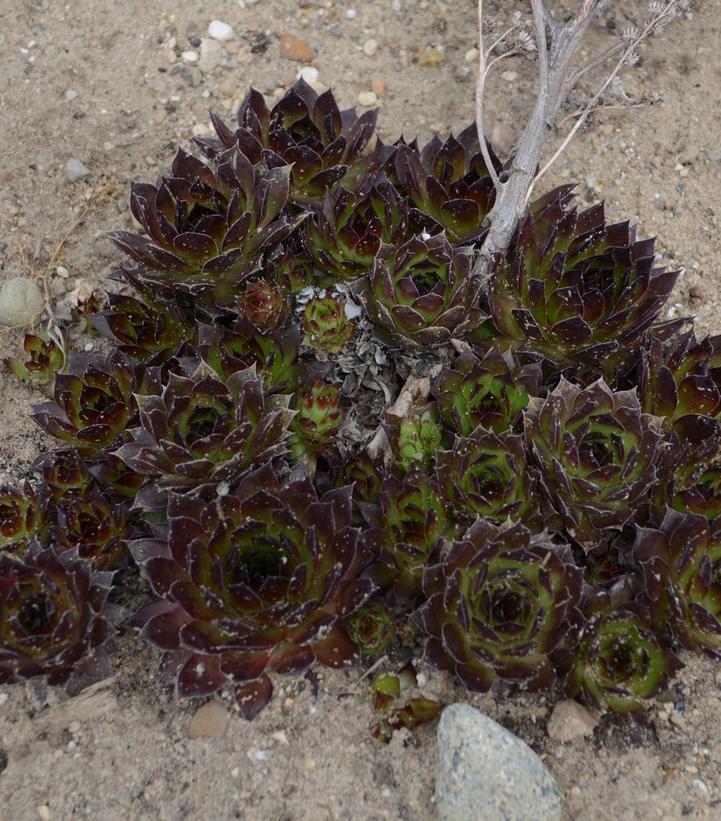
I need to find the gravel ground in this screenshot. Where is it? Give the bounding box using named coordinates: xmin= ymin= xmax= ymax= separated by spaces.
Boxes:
xmin=1 ymin=1 xmax=721 ymax=819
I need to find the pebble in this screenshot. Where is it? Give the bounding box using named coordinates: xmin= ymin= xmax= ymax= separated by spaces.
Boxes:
xmin=346 ymin=8 xmax=358 ymax=18
xmin=188 ymin=702 xmax=229 ymax=739
xmin=465 ymin=47 xmax=479 ymax=64
xmin=298 ymin=66 xmax=319 ymax=84
xmin=279 ymin=34 xmax=315 ymax=63
xmin=689 ymin=285 xmax=705 ymax=300
xmin=208 ymin=20 xmax=234 ymax=42
xmin=198 ymin=38 xmax=223 ymax=73
xmin=491 ymin=122 xmax=515 ymax=156
xmin=546 ymin=700 xmax=599 ymax=743
xmin=357 ymin=90 xmax=378 ymax=107
xmin=436 ymin=704 xmax=562 ymax=821
xmin=371 ymin=77 xmax=386 ymax=97
xmin=692 ymin=778 xmax=709 ymax=798
xmin=418 ymin=46 xmax=444 ymax=67
xmin=502 ymin=70 xmax=518 ymax=82
xmin=64 ymin=89 xmax=77 ymax=101
xmin=65 ymin=158 xmax=90 ymax=182
xmin=0 ymin=277 xmax=44 ymax=326
xmin=181 ymin=50 xmax=199 ymax=63
xmin=363 ymin=39 xmax=378 ymax=57
xmin=36 ymin=807 xmax=50 ymax=821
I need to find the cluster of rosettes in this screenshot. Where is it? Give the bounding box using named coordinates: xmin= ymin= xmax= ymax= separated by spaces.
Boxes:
xmin=3 ymin=81 xmax=721 ymax=723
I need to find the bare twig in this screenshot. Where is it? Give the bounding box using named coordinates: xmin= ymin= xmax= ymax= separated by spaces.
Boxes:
xmin=476 ymin=1 xmax=502 ymax=190
xmin=472 ymin=0 xmax=682 ymax=280
xmin=527 ymin=0 xmax=679 ymax=200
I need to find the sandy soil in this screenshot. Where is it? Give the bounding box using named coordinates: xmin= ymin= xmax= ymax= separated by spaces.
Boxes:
xmin=1 ymin=1 xmax=721 ymax=819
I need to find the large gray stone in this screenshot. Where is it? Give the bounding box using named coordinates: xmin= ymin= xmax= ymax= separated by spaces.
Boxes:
xmin=0 ymin=276 xmax=44 ymax=326
xmin=436 ymin=704 xmax=562 ymax=821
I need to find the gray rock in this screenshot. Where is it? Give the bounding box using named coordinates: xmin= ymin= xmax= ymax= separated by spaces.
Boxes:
xmin=436 ymin=704 xmax=562 ymax=821
xmin=65 ymin=158 xmax=90 ymax=182
xmin=198 ymin=38 xmax=223 ymax=74
xmin=0 ymin=277 xmax=44 ymax=326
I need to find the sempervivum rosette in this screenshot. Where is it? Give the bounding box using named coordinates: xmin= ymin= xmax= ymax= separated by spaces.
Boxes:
xmin=0 ymin=543 xmax=115 ymax=691
xmin=361 ymin=468 xmax=449 ymax=605
xmin=3 ymin=331 xmax=65 ymax=385
xmin=131 ymin=465 xmax=374 ymax=718
xmin=436 ymin=426 xmax=542 ymax=528
xmin=433 ymin=347 xmax=541 ymax=436
xmin=0 ymin=483 xmax=43 ymax=555
xmin=302 ymin=295 xmax=356 ymax=354
xmin=198 ymin=81 xmax=387 ymax=203
xmin=486 ymin=188 xmax=680 ymax=375
xmin=393 ymin=125 xmax=499 ymax=244
xmin=362 ymin=235 xmax=483 ymax=350
xmin=561 ymin=585 xmax=681 ymax=715
xmin=32 ymin=351 xmax=139 ymax=454
xmin=116 ymin=363 xmax=294 ymax=493
xmin=303 ymin=182 xmax=411 ymax=282
xmin=418 ymin=519 xmax=582 ymax=692
xmin=525 ymin=378 xmax=663 ymax=550
xmin=635 ymin=509 xmax=721 ymax=656
xmin=49 ymin=490 xmax=130 ymax=572
xmin=111 ymin=144 xmax=302 ymax=305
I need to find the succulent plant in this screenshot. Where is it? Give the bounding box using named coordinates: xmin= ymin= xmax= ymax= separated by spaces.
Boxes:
xmin=361 ymin=468 xmax=448 ymax=605
xmin=640 ymin=332 xmax=721 ymax=425
xmin=436 ymin=427 xmax=541 ymax=527
xmin=8 ymin=79 xmax=721 ymax=728
xmin=289 ymin=380 xmax=343 ymax=471
xmin=636 ymin=509 xmax=721 ymax=656
xmin=49 ymin=491 xmax=130 ymax=572
xmin=303 ymin=182 xmax=410 ymax=281
xmin=109 ymin=150 xmax=298 ymax=305
xmin=393 ymin=126 xmax=499 ymax=244
xmin=525 ymin=378 xmax=663 ymax=550
xmin=197 ymin=320 xmax=301 ymax=394
xmin=433 ymin=347 xmax=541 ymax=436
xmin=302 ymin=294 xmax=356 ymax=353
xmin=3 ymin=332 xmax=65 ymax=385
xmin=0 ymin=484 xmax=42 ymax=555
xmin=418 ymin=519 xmax=582 ymax=692
xmin=32 ymin=352 xmax=138 ymax=454
xmin=561 ymin=586 xmax=681 ymax=715
xmin=384 ymin=404 xmax=445 ymax=473
xmin=362 ymin=235 xmax=483 ymax=349
xmin=131 ymin=465 xmax=373 ymax=718
xmin=37 ymin=449 xmax=95 ymax=505
xmin=237 ymin=279 xmax=288 ymax=331
xmin=0 ymin=544 xmax=115 ymax=691
xmin=91 ymin=288 xmax=193 ymax=363
xmin=345 ymin=599 xmax=396 ymax=659
xmin=202 ymin=82 xmax=386 ymax=204
xmin=116 ymin=363 xmax=294 ymax=493
xmin=486 ymin=189 xmax=680 ymax=374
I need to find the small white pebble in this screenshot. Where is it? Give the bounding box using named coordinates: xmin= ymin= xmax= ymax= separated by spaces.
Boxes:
xmin=208 ymin=20 xmax=234 ymax=42
xmin=181 ymin=50 xmax=199 ymax=63
xmin=36 ymin=807 xmax=51 ymax=821
xmin=298 ymin=66 xmax=319 ymax=84
xmin=64 ymin=89 xmax=78 ymax=101
xmin=84 ymin=342 xmax=94 ymax=352
xmin=346 ymin=8 xmax=357 ymax=18
xmin=255 ymin=749 xmax=268 ymax=761
xmin=357 ymin=90 xmax=378 ymax=107
xmin=502 ymin=70 xmax=518 ymax=82
xmin=55 ymin=265 xmax=69 ymax=278
xmin=363 ymin=39 xmax=378 ymax=57
xmin=464 ymin=47 xmax=479 ymax=64
xmin=231 ymin=767 xmax=240 ymax=778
